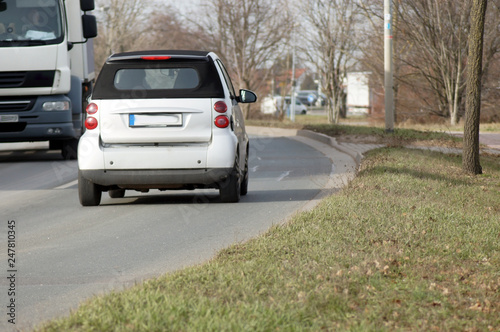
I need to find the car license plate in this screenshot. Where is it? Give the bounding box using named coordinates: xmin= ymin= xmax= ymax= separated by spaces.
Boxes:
xmin=0 ymin=114 xmax=19 ymax=123
xmin=129 ymin=114 xmax=182 ymax=127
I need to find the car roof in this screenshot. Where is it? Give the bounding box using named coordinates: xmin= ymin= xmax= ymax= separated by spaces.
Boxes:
xmin=93 ymin=50 xmax=225 ymax=99
xmin=107 ymin=50 xmax=213 ymax=62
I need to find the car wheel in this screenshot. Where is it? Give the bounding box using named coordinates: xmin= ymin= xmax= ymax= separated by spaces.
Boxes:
xmin=240 ymin=148 xmax=249 ymax=196
xmin=109 ymin=189 xmax=126 ymax=198
xmin=219 ymin=156 xmax=241 ymax=203
xmin=78 ymin=170 xmax=102 ymax=206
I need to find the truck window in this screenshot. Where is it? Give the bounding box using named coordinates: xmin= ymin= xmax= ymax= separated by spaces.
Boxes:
xmin=0 ymin=0 xmax=63 ymax=44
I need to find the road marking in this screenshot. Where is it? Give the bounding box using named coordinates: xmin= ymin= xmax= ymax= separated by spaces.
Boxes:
xmin=251 ymin=166 xmax=259 ymax=172
xmin=277 ymin=171 xmax=290 ymax=181
xmin=54 ymin=179 xmax=78 ymax=190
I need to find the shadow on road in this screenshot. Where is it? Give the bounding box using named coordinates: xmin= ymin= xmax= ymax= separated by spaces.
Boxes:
xmin=98 ymin=188 xmax=321 ymax=206
xmin=0 ymin=149 xmax=63 ymax=162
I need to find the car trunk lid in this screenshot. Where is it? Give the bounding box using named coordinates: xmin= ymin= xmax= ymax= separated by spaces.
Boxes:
xmin=99 ymin=99 xmax=213 ymax=144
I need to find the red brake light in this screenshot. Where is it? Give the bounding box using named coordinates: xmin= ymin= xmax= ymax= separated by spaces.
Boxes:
xmin=214 ymin=115 xmax=230 ymax=128
xmin=140 ymin=56 xmax=172 ymax=60
xmin=86 ymin=103 xmax=98 ymax=114
xmin=214 ymin=101 xmax=227 ymax=113
xmin=85 ymin=117 xmax=98 ymax=130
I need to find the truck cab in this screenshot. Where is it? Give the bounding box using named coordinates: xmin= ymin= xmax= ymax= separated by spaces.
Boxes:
xmin=0 ymin=0 xmax=97 ymax=159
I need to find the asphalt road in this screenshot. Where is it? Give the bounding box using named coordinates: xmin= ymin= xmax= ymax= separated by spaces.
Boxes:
xmin=0 ymin=132 xmax=351 ymax=331
xmin=477 ymin=132 xmax=500 ymax=150
xmin=448 ymin=132 xmax=500 ymax=151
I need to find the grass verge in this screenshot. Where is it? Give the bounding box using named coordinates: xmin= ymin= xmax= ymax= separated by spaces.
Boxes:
xmin=247 ymin=119 xmax=464 ymax=148
xmin=39 ymin=148 xmax=500 ymax=331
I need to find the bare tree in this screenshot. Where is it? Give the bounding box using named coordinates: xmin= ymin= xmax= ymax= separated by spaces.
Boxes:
xmin=193 ymin=0 xmax=293 ymax=118
xmin=142 ymin=10 xmax=208 ymax=51
xmin=93 ymin=0 xmax=152 ymax=70
xmin=463 ymin=0 xmax=488 ymax=175
xmin=358 ymin=0 xmax=500 ymax=126
xmin=94 ymin=1 xmax=203 ymax=73
xmin=395 ymin=0 xmax=471 ymax=126
xmin=301 ymin=0 xmax=359 ymax=124
xmin=479 ymin=0 xmax=500 ymax=122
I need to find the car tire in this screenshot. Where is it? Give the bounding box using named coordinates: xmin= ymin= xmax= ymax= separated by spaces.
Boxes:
xmin=219 ymin=156 xmax=241 ymax=203
xmin=109 ymin=189 xmax=126 ymax=198
xmin=240 ymin=148 xmax=249 ymax=196
xmin=78 ymin=170 xmax=102 ymax=206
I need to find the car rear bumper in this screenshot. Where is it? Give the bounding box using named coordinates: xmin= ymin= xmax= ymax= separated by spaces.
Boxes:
xmin=80 ymin=168 xmax=233 ymax=188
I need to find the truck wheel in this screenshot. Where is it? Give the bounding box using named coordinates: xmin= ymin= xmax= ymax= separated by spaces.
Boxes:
xmin=219 ymin=157 xmax=241 ymax=203
xmin=62 ymin=138 xmax=79 ymax=160
xmin=109 ymin=189 xmax=125 ymax=198
xmin=78 ymin=170 xmax=102 ymax=206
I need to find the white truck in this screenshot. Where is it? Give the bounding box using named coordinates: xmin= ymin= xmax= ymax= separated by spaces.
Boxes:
xmin=346 ymin=72 xmax=371 ymax=116
xmin=0 ymin=0 xmax=97 ymax=159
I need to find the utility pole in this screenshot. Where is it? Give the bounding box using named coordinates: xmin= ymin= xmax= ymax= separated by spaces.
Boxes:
xmin=290 ymin=27 xmax=296 ymax=122
xmin=384 ymin=0 xmax=394 ymax=132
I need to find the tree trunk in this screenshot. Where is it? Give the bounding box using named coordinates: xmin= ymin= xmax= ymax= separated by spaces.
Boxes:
xmin=462 ymin=0 xmax=487 ymax=175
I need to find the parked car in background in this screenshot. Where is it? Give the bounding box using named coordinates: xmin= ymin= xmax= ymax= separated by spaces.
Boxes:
xmin=260 ymin=96 xmax=307 ymax=115
xmin=78 ymin=50 xmax=257 ymax=206
xmin=296 ymin=90 xmax=327 ymax=107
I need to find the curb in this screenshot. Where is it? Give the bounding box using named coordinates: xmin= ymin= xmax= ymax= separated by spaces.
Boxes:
xmin=296 ymin=129 xmax=363 ymax=167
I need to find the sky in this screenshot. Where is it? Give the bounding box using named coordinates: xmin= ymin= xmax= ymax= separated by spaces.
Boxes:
xmin=155 ymin=0 xmax=200 ymax=14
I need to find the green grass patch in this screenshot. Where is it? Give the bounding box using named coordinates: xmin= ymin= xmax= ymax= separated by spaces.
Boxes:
xmin=302 ymin=123 xmax=456 ymax=144
xmin=39 ymin=149 xmax=500 ymax=331
xmin=249 ymin=114 xmax=500 ymax=134
xmin=248 ymin=119 xmax=462 ymax=147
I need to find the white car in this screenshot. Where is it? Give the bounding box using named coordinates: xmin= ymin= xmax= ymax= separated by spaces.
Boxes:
xmin=77 ymin=50 xmax=257 ymax=206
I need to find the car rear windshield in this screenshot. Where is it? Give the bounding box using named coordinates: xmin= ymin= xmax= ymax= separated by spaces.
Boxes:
xmin=92 ymin=58 xmax=225 ymax=99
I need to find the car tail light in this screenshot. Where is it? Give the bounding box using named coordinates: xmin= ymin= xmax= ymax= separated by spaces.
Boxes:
xmin=214 ymin=101 xmax=227 ymax=113
xmin=141 ymin=56 xmax=172 ymax=60
xmin=214 ymin=115 xmax=229 ymax=128
xmin=85 ymin=117 xmax=98 ymax=130
xmin=86 ymin=103 xmax=98 ymax=114
xmin=85 ymin=103 xmax=98 ymax=130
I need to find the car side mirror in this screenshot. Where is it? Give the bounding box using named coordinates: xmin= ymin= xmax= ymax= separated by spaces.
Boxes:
xmin=237 ymin=89 xmax=257 ymax=103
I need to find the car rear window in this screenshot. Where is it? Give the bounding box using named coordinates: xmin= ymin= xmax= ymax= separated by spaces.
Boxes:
xmin=92 ymin=58 xmax=224 ymax=99
xmin=114 ymin=68 xmax=200 ymax=90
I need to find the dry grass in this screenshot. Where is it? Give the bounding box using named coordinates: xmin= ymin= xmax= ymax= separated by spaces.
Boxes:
xmin=39 ymin=148 xmax=500 ymax=331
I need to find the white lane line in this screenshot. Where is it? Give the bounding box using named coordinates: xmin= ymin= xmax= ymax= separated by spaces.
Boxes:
xmin=251 ymin=165 xmax=259 ymax=172
xmin=54 ymin=179 xmax=78 ymax=190
xmin=277 ymin=171 xmax=290 ymax=182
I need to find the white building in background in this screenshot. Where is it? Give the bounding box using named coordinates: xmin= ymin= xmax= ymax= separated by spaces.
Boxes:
xmin=346 ymin=72 xmax=372 ymax=115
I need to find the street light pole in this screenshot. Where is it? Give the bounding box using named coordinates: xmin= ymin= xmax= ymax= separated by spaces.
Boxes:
xmin=290 ymin=27 xmax=296 ymax=122
xmin=384 ymin=0 xmax=394 ymax=132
